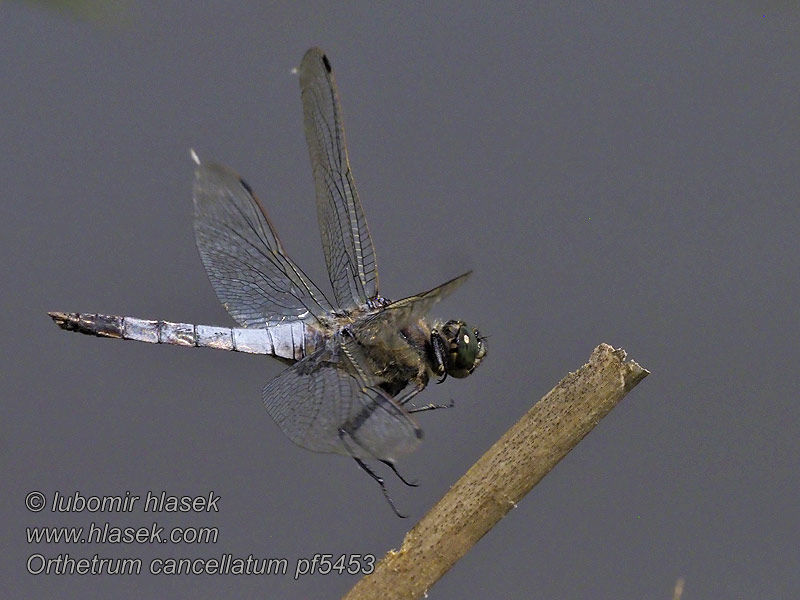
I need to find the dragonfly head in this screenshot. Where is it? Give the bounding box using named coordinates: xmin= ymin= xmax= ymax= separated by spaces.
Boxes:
xmin=441 ymin=320 xmax=487 ymax=378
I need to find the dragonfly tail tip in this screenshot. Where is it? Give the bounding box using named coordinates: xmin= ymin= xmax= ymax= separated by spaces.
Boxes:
xmin=48 ymin=311 xmax=69 ymax=328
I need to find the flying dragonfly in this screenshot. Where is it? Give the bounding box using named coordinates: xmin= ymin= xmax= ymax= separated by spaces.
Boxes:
xmin=49 ymin=48 xmax=486 ymax=516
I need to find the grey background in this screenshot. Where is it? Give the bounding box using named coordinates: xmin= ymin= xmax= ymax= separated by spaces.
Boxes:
xmin=3 ymin=2 xmax=798 ymax=598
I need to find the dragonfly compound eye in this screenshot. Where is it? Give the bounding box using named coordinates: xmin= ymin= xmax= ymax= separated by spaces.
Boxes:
xmin=442 ymin=320 xmax=484 ymax=378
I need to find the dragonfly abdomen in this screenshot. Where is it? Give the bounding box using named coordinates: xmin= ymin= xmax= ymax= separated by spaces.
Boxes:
xmin=48 ymin=312 xmax=311 ymax=361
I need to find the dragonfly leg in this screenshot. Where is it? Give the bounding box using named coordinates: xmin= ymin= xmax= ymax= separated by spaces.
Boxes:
xmin=339 ymin=429 xmax=407 ymax=518
xmin=352 ymin=457 xmax=407 ymax=518
xmin=394 ymin=381 xmax=426 ymax=406
xmin=380 ymin=460 xmax=419 ymax=487
xmin=431 ymin=329 xmax=449 ymax=383
xmin=407 ymin=399 xmax=456 ymax=413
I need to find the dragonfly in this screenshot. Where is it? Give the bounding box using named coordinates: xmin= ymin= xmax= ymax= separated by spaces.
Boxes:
xmin=49 ymin=48 xmax=486 ymax=516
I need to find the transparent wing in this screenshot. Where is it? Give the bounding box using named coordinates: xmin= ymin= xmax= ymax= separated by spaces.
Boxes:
xmin=298 ymin=47 xmax=379 ymax=310
xmin=353 ymin=271 xmax=472 ymax=343
xmin=263 ymin=345 xmax=421 ymax=462
xmin=193 ymin=162 xmax=334 ymax=327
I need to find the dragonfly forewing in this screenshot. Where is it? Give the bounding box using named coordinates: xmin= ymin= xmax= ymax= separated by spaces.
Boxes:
xmin=352 ymin=271 xmax=472 ymax=343
xmin=299 ymin=47 xmax=379 ymax=310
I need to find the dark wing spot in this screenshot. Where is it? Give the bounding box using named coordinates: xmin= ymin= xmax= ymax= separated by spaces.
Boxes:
xmin=239 ymin=177 xmax=254 ymax=196
xmin=322 ymin=54 xmax=332 ymax=73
